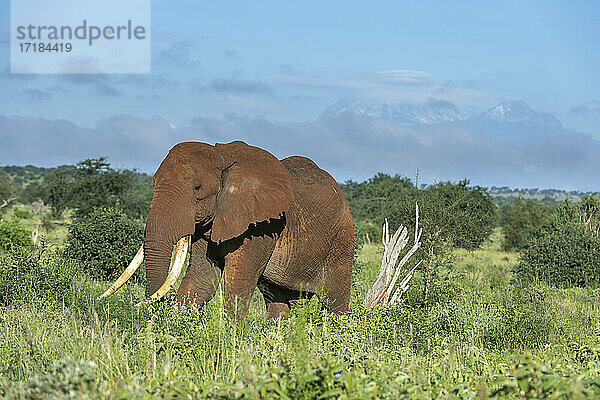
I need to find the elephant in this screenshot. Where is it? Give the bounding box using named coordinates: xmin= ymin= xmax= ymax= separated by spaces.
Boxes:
xmin=100 ymin=141 xmax=355 ymax=318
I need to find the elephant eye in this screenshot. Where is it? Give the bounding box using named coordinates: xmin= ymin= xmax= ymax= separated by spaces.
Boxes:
xmin=194 ymin=184 xmax=202 ymax=192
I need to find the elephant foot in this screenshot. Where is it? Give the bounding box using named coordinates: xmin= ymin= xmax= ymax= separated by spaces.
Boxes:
xmin=175 ymin=289 xmax=212 ymax=307
xmin=266 ymin=302 xmax=290 ymax=319
xmin=257 ymin=276 xmax=315 ymax=319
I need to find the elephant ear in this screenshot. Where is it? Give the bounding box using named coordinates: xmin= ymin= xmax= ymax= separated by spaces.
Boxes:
xmin=211 ymin=142 xmax=294 ymax=243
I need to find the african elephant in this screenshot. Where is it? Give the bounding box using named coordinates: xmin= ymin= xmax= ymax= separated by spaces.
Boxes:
xmin=100 ymin=141 xmax=354 ymax=318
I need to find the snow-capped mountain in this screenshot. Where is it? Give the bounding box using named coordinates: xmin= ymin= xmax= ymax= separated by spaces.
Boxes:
xmin=321 ymin=99 xmax=468 ymax=126
xmin=468 ymin=100 xmax=564 ymax=131
xmin=454 ymin=101 xmax=567 ymax=143
xmin=322 ymin=99 xmax=566 ymax=138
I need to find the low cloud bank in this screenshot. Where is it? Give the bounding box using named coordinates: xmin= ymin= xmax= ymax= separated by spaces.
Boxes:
xmin=0 ymin=112 xmax=598 ymax=191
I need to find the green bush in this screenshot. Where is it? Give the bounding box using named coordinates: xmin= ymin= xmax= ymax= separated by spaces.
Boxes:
xmin=342 ymin=175 xmax=496 ymax=253
xmin=515 ymin=196 xmax=600 ymax=287
xmin=64 ymin=207 xmax=144 ymax=280
xmin=502 ymin=198 xmax=552 ymax=251
xmin=13 ymin=207 xmax=32 ymax=220
xmin=0 ymin=219 xmax=32 ymax=251
xmin=0 ymin=246 xmax=77 ymax=306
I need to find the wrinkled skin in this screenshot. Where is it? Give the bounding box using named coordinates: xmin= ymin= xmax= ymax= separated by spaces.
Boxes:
xmin=145 ymin=141 xmax=354 ymax=318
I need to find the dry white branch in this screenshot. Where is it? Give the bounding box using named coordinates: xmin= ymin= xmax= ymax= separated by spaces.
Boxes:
xmin=0 ymin=196 xmax=17 ymax=210
xmin=364 ymin=203 xmax=422 ymax=309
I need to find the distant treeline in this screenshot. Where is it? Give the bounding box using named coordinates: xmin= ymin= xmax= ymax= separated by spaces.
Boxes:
xmin=1 ymin=165 xmax=55 ymax=188
xmin=3 ymin=164 xmax=588 ymax=210
xmin=0 ymin=159 xmax=153 ymax=220
xmin=489 ymin=186 xmax=589 ymax=206
xmin=1 ymin=162 xmax=594 ymax=248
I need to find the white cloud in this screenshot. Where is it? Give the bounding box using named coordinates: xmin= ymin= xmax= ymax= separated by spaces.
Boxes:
xmin=266 ymin=69 xmax=499 ymax=112
xmin=374 ymin=69 xmax=437 ymax=84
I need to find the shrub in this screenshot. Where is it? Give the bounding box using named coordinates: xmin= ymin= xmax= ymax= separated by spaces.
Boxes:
xmin=64 ymin=207 xmax=144 ymax=280
xmin=342 ymin=175 xmax=496 ymax=252
xmin=0 ymin=246 xmax=77 ymax=306
xmin=497 ymin=202 xmax=512 ymax=227
xmin=579 ymin=193 xmax=600 ymax=237
xmin=41 ymin=213 xmax=56 ymax=233
xmin=13 ymin=207 xmax=32 ymax=220
xmin=514 ymin=196 xmax=600 ymax=287
xmin=502 ymin=198 xmax=553 ymax=251
xmin=0 ymin=219 xmax=32 ymax=251
xmin=432 ymin=180 xmax=497 ymax=250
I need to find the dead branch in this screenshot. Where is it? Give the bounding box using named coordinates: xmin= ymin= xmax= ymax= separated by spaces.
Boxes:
xmin=0 ymin=196 xmax=17 ymax=210
xmin=364 ymin=203 xmax=422 ymax=308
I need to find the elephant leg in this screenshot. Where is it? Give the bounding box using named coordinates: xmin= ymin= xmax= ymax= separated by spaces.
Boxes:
xmin=319 ymin=226 xmax=354 ymax=314
xmin=222 ymin=235 xmax=276 ymax=317
xmin=257 ymin=276 xmax=314 ymax=319
xmin=177 ymin=238 xmax=221 ymax=306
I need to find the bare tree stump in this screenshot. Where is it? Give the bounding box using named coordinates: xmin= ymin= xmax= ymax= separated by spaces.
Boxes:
xmin=364 ymin=203 xmax=422 ymax=308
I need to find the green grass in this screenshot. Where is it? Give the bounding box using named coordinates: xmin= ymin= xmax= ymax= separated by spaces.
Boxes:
xmin=1 ymin=229 xmax=600 ymax=398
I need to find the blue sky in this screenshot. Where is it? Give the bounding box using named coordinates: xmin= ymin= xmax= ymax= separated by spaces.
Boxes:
xmin=1 ymin=1 xmax=599 ymax=190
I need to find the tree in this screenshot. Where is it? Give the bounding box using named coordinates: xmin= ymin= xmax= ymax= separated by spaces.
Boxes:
xmin=42 ymin=158 xmax=153 ymax=219
xmin=382 ymin=180 xmax=496 ymax=306
xmin=387 ymin=180 xmax=497 ymax=251
xmin=19 ymin=182 xmax=46 ymax=204
xmin=43 ymin=167 xmax=74 ymax=218
xmin=342 ymin=173 xmax=414 ymax=239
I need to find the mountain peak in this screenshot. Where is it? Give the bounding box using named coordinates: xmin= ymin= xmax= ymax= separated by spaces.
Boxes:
xmin=481 ymin=100 xmax=564 ymax=130
xmin=321 ymin=98 xmax=468 ymax=126
xmin=321 ymin=99 xmax=567 ymax=133
xmin=488 ymin=100 xmax=531 ymax=119
xmin=487 ymin=100 xmax=536 ymax=121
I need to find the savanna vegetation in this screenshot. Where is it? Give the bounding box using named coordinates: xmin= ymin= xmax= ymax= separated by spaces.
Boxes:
xmin=1 ymin=162 xmax=600 ymax=399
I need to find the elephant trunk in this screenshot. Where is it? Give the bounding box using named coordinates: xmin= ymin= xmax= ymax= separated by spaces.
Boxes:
xmin=144 ymin=181 xmax=195 ymax=297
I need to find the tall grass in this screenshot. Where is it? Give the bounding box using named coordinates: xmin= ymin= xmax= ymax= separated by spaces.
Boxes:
xmin=1 ymin=229 xmax=600 ymax=398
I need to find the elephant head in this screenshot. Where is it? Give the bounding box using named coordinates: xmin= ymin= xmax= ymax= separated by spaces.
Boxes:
xmin=99 ymin=141 xmax=294 ymax=301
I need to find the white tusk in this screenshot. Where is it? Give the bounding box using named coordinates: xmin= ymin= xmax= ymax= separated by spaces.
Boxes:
xmin=98 ymin=245 xmax=144 ymax=300
xmin=148 ymin=236 xmax=190 ymax=301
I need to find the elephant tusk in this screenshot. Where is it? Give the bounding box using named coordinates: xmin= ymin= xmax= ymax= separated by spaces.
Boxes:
xmin=148 ymin=236 xmax=190 ymax=301
xmin=98 ymin=244 xmax=144 ymax=300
